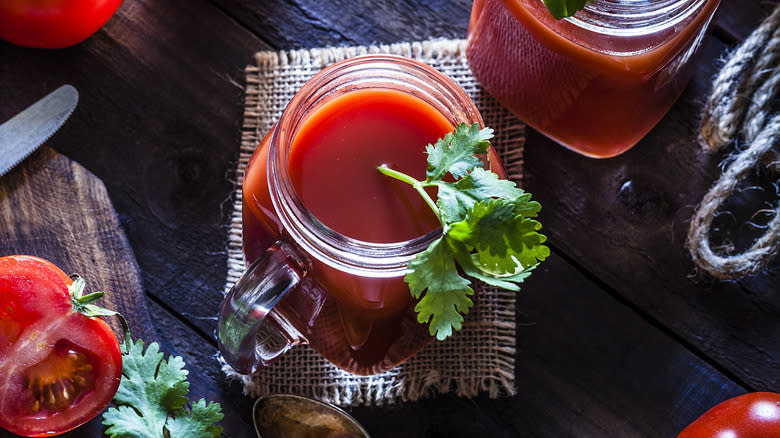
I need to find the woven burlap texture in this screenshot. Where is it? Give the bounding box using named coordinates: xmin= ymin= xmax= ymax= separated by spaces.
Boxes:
xmin=223 ymin=38 xmax=527 ymax=406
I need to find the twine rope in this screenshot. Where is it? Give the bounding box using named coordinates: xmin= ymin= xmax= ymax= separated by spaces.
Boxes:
xmin=688 ymin=5 xmax=780 ymax=279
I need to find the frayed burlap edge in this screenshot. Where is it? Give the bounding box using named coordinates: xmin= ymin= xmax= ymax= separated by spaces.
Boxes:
xmin=222 ymin=38 xmax=527 ymax=406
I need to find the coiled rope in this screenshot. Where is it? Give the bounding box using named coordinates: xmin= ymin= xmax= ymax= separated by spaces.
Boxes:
xmin=687 ymin=4 xmax=780 ymax=279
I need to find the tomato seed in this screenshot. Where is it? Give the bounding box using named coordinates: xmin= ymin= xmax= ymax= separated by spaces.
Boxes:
xmin=23 ymin=346 xmax=96 ymax=413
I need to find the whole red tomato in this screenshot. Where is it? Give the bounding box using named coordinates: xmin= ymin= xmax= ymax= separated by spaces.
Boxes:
xmin=677 ymin=392 xmax=780 ymax=438
xmin=0 ymin=0 xmax=123 ymax=49
xmin=0 ymin=255 xmax=122 ymax=437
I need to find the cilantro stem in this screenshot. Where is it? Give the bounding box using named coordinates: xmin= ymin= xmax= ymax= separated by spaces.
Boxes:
xmin=377 ymin=164 xmax=443 ymax=225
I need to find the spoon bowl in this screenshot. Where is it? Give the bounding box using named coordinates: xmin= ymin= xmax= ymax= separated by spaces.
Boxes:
xmin=253 ymin=394 xmax=370 ymax=438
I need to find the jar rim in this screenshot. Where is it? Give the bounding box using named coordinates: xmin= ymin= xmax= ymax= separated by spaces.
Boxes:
xmin=267 ymin=54 xmax=482 ymax=277
xmin=565 ymin=0 xmax=709 ymax=37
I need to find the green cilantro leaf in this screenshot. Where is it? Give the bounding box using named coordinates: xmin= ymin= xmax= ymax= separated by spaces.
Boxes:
xmin=414 ymin=279 xmax=474 ymax=341
xmin=102 ymin=337 xmax=224 ymax=438
xmin=426 ymin=123 xmax=491 ymax=181
xmin=406 ymin=238 xmax=474 ymax=341
xmin=102 ymin=406 xmax=150 ymax=438
xmin=543 ymin=0 xmax=592 ymax=20
xmin=166 ymin=399 xmax=225 ymax=438
xmin=449 ymin=199 xmax=549 ymax=272
xmin=378 ymin=123 xmax=548 ymax=340
xmin=437 ymin=167 xmax=525 ymax=223
xmin=406 ymin=237 xmax=473 ymax=301
xmin=455 ymin=251 xmax=538 ymax=291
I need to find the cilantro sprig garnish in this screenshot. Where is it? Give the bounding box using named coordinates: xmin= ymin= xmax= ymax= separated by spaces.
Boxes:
xmin=378 ymin=123 xmax=549 ymax=341
xmin=102 ymin=336 xmax=224 ymax=438
xmin=543 ymin=0 xmax=593 ymax=20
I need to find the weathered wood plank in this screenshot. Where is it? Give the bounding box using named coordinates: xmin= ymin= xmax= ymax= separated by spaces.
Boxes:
xmin=0 ymin=147 xmax=157 ymax=343
xmin=521 ymin=33 xmax=780 ymax=392
xmin=213 ymin=0 xmax=473 ymax=48
xmin=349 ymin=254 xmax=744 ymax=437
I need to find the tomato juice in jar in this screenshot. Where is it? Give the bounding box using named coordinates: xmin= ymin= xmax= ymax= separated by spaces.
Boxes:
xmin=224 ymin=55 xmax=503 ymax=375
xmin=466 ymin=0 xmax=722 ymax=158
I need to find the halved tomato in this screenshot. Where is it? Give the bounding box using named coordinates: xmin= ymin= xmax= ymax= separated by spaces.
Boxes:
xmin=0 ymin=255 xmax=122 ymax=437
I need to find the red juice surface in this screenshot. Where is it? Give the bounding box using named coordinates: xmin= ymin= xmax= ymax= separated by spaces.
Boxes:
xmin=467 ymin=0 xmax=721 ymax=158
xmin=288 ymin=88 xmax=450 ymax=242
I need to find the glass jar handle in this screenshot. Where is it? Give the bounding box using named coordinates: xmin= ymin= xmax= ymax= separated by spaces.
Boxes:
xmin=217 ymin=241 xmax=308 ymax=374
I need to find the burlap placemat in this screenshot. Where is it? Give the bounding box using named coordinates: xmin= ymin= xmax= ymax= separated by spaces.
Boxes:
xmin=222 ymin=38 xmax=527 ymax=406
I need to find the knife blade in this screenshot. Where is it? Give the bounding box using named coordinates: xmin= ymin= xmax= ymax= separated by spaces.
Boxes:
xmin=0 ymin=85 xmax=79 ymax=177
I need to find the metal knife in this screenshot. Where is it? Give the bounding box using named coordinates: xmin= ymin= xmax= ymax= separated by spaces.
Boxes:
xmin=0 ymin=85 xmax=79 ymax=177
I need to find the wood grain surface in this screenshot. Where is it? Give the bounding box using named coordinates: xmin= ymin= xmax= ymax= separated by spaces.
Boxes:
xmin=0 ymin=146 xmax=157 ymax=343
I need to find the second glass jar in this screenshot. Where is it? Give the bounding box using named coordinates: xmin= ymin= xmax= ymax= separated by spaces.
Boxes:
xmin=466 ymin=0 xmax=722 ymax=158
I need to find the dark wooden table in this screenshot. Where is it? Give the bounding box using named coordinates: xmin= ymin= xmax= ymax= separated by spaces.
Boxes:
xmin=1 ymin=1 xmax=778 ymax=437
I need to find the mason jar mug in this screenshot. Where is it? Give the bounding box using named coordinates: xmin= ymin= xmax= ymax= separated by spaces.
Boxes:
xmin=217 ymin=55 xmax=503 ymax=375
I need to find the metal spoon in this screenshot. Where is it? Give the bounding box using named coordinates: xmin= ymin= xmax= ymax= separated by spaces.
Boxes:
xmin=253 ymin=394 xmax=370 ymax=438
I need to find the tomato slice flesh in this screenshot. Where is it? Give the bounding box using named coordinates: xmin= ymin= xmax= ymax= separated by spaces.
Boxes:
xmin=0 ymin=313 xmax=122 ymax=436
xmin=0 ymin=256 xmax=72 ymax=352
xmin=24 ymin=339 xmax=98 ymax=415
